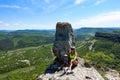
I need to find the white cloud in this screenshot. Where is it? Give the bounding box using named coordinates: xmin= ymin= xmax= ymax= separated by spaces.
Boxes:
xmin=94 ymin=0 xmax=106 ymax=6
xmin=0 ymin=5 xmax=29 ymax=10
xmin=0 ymin=5 xmax=21 ymax=9
xmin=74 ymin=0 xmax=86 ymax=5
xmin=0 ymin=21 xmax=11 ymax=30
xmin=73 ymin=11 xmax=120 ymax=28
xmin=0 ymin=21 xmax=53 ymax=30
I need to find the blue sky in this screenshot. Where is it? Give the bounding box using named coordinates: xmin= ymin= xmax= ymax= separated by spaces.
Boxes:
xmin=0 ymin=0 xmax=120 ymax=30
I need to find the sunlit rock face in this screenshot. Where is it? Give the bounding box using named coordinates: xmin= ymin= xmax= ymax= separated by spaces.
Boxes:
xmin=52 ymin=22 xmax=75 ymax=61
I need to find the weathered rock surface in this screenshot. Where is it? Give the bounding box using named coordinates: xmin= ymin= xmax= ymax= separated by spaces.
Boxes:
xmin=105 ymin=68 xmax=120 ymax=80
xmin=52 ymin=22 xmax=75 ymax=61
xmin=38 ymin=58 xmax=104 ymax=80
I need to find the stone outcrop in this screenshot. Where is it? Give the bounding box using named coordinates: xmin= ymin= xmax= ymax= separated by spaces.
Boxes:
xmin=100 ymin=66 xmax=120 ymax=80
xmin=52 ymin=22 xmax=75 ymax=62
xmin=38 ymin=58 xmax=104 ymax=80
xmin=37 ymin=22 xmax=105 ymax=80
xmin=95 ymin=32 xmax=120 ymax=42
xmin=105 ymin=69 xmax=120 ymax=80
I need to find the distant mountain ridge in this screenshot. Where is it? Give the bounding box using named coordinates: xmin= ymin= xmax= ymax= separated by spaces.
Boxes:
xmin=0 ymin=27 xmax=120 ymax=35
xmin=0 ymin=28 xmax=120 ymax=51
xmin=0 ymin=30 xmax=55 ymax=51
xmin=0 ymin=27 xmax=120 ymax=33
xmin=75 ymin=27 xmax=120 ymax=34
xmin=95 ymin=32 xmax=120 ymax=42
xmin=0 ymin=30 xmax=14 ymax=33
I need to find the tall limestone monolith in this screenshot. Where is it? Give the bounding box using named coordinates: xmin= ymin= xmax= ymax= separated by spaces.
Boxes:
xmin=52 ymin=22 xmax=75 ymax=61
xmin=37 ymin=22 xmax=105 ymax=80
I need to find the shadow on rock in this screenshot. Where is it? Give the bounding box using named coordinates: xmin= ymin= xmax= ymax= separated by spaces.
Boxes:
xmin=44 ymin=58 xmax=62 ymax=74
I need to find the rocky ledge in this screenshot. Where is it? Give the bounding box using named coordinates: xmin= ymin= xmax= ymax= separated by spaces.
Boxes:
xmin=37 ymin=58 xmax=104 ymax=80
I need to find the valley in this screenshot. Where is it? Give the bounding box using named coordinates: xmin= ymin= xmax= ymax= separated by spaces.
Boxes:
xmin=0 ymin=28 xmax=120 ymax=80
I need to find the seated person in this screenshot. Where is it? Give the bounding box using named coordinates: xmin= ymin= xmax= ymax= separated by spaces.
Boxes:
xmin=58 ymin=54 xmax=69 ymax=70
xmin=63 ymin=54 xmax=69 ymax=67
xmin=67 ymin=47 xmax=78 ymax=73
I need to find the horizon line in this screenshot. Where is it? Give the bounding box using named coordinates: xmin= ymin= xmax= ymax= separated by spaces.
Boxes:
xmin=0 ymin=27 xmax=120 ymax=31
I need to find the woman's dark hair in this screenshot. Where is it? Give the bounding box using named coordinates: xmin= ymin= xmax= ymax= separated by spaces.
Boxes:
xmin=71 ymin=47 xmax=75 ymax=54
xmin=71 ymin=47 xmax=75 ymax=50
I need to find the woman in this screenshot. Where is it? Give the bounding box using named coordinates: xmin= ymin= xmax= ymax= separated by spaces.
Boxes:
xmin=67 ymin=47 xmax=78 ymax=73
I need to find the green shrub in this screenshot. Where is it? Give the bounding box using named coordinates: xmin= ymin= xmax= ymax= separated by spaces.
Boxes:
xmin=83 ymin=52 xmax=115 ymax=68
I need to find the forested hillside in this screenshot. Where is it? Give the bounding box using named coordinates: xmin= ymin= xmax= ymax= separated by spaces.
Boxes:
xmin=0 ymin=44 xmax=53 ymax=80
xmin=0 ymin=30 xmax=55 ymax=51
xmin=1 ymin=37 xmax=120 ymax=80
xmin=0 ymin=28 xmax=120 ymax=51
xmin=77 ymin=38 xmax=120 ymax=70
xmin=76 ymin=31 xmax=120 ymax=78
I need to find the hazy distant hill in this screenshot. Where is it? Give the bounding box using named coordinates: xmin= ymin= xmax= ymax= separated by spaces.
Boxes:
xmin=0 ymin=28 xmax=120 ymax=51
xmin=0 ymin=30 xmax=55 ymax=51
xmin=0 ymin=30 xmax=14 ymax=33
xmin=75 ymin=27 xmax=120 ymax=35
xmin=74 ymin=27 xmax=120 ymax=41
